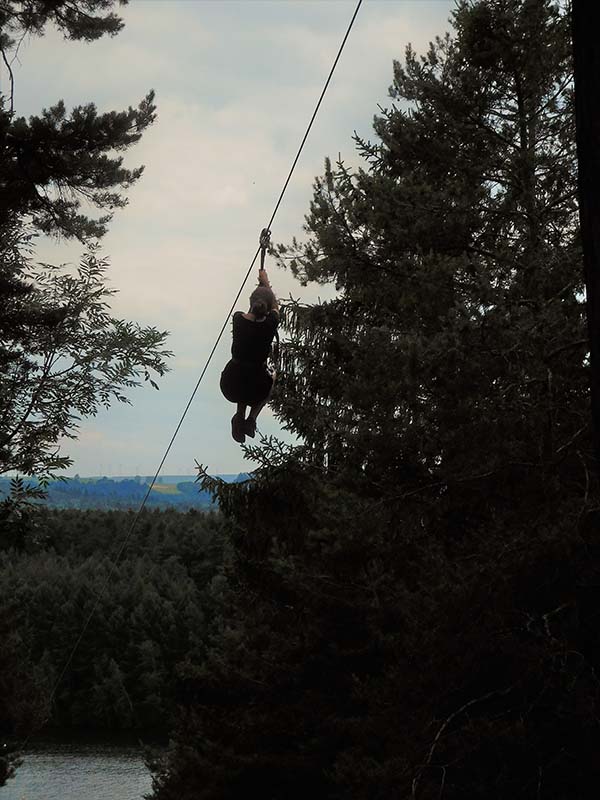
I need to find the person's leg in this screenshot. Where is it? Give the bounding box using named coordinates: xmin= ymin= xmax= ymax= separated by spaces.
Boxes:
xmin=243 ymin=401 xmax=265 ymax=438
xmin=248 ymin=398 xmax=268 ymax=422
xmin=245 ymin=373 xmax=276 ymax=437
xmin=231 ymin=402 xmax=247 ymax=443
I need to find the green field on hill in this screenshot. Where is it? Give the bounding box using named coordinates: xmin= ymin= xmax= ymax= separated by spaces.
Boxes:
xmin=150 ymin=483 xmax=181 ymax=495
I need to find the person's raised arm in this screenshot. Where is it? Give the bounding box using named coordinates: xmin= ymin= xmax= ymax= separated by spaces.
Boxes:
xmin=258 ymin=269 xmax=279 ymax=313
xmin=258 ymin=268 xmax=271 ymax=287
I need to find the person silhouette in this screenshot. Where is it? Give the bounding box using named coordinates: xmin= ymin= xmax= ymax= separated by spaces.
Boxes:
xmin=220 ymin=268 xmax=279 ymax=443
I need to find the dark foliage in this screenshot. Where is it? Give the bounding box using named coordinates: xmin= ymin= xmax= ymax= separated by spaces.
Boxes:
xmin=0 ymin=508 xmax=226 ymax=735
xmin=0 ymin=0 xmax=128 ymax=44
xmin=0 ymin=0 xmax=150 ymax=241
xmin=0 ymin=93 xmax=156 ymax=240
xmin=0 ymin=242 xmax=170 ymax=479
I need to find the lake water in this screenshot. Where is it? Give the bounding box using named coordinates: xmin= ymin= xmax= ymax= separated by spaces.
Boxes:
xmin=1 ymin=740 xmax=154 ymax=800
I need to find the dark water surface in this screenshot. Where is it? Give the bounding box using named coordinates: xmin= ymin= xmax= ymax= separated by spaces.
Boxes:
xmin=1 ymin=739 xmax=153 ymax=800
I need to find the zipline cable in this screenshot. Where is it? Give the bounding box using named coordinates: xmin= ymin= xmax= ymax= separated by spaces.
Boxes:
xmin=31 ymin=0 xmax=364 ymax=736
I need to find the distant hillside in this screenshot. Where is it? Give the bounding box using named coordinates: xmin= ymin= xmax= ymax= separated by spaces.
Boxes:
xmin=0 ymin=473 xmax=250 ymax=511
xmin=82 ymin=474 xmax=247 ymax=484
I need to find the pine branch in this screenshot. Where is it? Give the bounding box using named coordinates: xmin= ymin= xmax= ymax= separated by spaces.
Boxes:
xmin=412 ymin=685 xmax=517 ymax=799
xmin=0 ymin=46 xmax=15 ymax=114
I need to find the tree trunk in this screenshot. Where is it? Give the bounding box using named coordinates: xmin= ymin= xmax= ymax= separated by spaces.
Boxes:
xmin=572 ymin=0 xmax=600 ymax=466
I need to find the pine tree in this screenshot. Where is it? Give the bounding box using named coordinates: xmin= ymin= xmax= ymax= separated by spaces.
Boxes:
xmin=0 ymin=1 xmax=152 ymax=240
xmin=273 ymin=0 xmax=582 ymax=488
xmin=153 ymin=2 xmax=600 ymax=799
xmin=0 ymin=0 xmax=127 ymax=43
xmin=572 ymin=0 xmax=600 ymax=463
xmin=0 ymin=93 xmax=156 ymax=240
xmin=0 ymin=0 xmax=166 ymax=776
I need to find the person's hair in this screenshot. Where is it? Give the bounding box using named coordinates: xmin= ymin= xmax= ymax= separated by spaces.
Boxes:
xmin=249 ymin=286 xmax=275 ymax=319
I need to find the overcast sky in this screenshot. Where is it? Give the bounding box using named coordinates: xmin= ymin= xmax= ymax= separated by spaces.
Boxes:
xmin=6 ymin=0 xmax=454 ymax=477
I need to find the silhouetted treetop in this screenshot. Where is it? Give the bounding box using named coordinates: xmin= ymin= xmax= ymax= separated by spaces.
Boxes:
xmin=0 ymin=0 xmax=127 ymax=44
xmin=0 ymin=92 xmax=156 ymax=239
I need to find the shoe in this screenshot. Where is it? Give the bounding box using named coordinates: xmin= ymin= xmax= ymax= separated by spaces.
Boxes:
xmin=244 ymin=417 xmax=257 ymax=438
xmin=231 ymin=413 xmax=246 ymax=444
